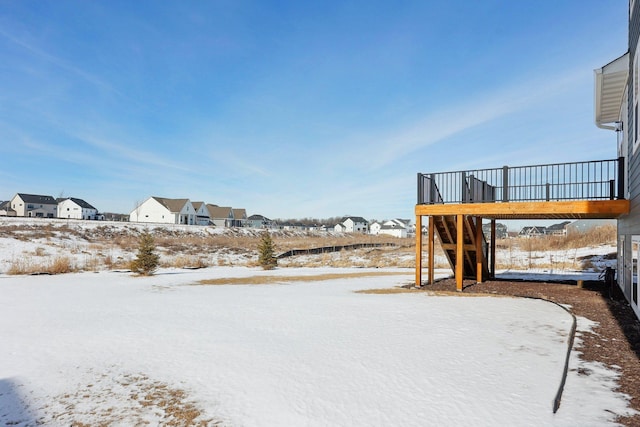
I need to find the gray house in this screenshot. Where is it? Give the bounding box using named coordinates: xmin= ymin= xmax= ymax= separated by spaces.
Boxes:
xmin=594 ymin=0 xmax=640 ymax=320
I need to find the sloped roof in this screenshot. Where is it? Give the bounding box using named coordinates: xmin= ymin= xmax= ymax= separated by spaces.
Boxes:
xmin=152 ymin=197 xmax=190 ymax=213
xmin=546 ymin=221 xmax=571 ymax=232
xmin=207 ymin=205 xmax=233 ymax=219
xmin=232 ymin=208 xmax=247 ymax=219
xmin=519 ymin=226 xmax=546 ymax=235
xmin=248 ymin=214 xmax=270 ymax=221
xmin=0 ymin=201 xmax=14 ymax=211
xmin=341 ymin=216 xmax=368 ymax=224
xmin=63 ymin=197 xmax=97 ymax=210
xmin=192 ymin=201 xmax=205 ymax=211
xmin=16 ymin=193 xmax=57 ymax=204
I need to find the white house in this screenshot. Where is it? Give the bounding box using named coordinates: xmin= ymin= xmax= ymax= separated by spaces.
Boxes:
xmin=10 ymin=193 xmax=57 ymax=218
xmin=379 ymin=219 xmax=410 ymax=238
xmin=192 ymin=202 xmax=210 ymax=226
xmin=369 ymin=221 xmax=382 ymax=235
xmin=335 ymin=216 xmax=369 ymax=233
xmin=207 ymin=205 xmax=234 ymax=227
xmin=129 ymin=197 xmax=196 ymax=225
xmin=57 ymin=198 xmax=98 ymax=220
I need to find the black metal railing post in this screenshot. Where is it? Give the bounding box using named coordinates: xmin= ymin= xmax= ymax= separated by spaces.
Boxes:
xmin=502 ymin=166 xmax=509 ymax=202
xmin=429 ymin=173 xmax=436 ymax=203
xmin=461 ymin=172 xmax=467 ymax=202
xmin=417 ymin=173 xmax=423 ymax=204
xmin=618 ymin=156 xmax=625 ymax=200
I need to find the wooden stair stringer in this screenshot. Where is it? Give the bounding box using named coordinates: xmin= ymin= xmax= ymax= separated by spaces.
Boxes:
xmin=433 ymin=215 xmax=490 ymax=280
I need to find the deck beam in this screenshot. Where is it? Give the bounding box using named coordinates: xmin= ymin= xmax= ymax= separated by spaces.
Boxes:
xmin=415 ymin=199 xmax=629 ymax=219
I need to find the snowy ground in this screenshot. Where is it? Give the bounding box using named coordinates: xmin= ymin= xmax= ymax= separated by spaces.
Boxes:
xmin=0 ymin=267 xmax=636 ymax=426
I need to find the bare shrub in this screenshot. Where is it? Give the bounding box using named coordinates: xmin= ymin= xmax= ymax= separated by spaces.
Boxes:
xmin=7 ymin=258 xmax=34 ymax=275
xmin=48 ymin=257 xmax=73 ymax=274
xmin=104 ymin=254 xmax=114 ymax=269
xmin=169 ymin=255 xmax=208 ymax=269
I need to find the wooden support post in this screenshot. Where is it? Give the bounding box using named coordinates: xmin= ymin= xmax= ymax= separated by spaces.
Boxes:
xmin=456 ymin=214 xmax=464 ymax=291
xmin=476 ymin=216 xmax=483 ymax=283
xmin=415 ymin=214 xmax=422 ymax=287
xmin=428 ymin=216 xmax=435 ymax=285
xmin=490 ymin=219 xmax=496 ymax=279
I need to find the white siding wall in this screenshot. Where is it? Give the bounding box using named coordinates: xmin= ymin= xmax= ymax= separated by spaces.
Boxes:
xmin=130 ymin=198 xmax=173 ymax=224
xmin=194 ymin=204 xmax=210 ymax=226
xmin=57 ymin=200 xmax=98 ymax=219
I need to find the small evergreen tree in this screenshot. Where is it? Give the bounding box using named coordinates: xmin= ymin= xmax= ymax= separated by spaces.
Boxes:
xmin=130 ymin=230 xmax=160 ymax=276
xmin=258 ymin=231 xmax=277 ymax=270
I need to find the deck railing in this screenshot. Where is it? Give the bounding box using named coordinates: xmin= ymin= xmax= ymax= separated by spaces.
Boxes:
xmin=417 ymin=158 xmax=624 ymax=205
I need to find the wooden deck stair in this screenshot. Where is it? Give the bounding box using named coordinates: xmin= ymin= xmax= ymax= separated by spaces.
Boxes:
xmin=433 ymin=215 xmax=489 ymax=280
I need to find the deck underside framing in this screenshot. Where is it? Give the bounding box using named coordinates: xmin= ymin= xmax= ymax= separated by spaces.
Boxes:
xmin=415 ymin=199 xmax=630 ymax=290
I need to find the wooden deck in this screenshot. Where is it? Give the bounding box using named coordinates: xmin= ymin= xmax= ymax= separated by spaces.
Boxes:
xmin=415 ymin=199 xmax=630 ymax=219
xmin=415 ymin=199 xmax=630 ymax=290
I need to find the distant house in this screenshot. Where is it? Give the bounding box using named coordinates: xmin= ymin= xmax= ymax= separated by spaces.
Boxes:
xmin=0 ymin=201 xmax=16 ymax=217
xmin=369 ymin=221 xmax=382 ymax=235
xmin=518 ymin=226 xmax=546 ymax=238
xmin=335 ymin=216 xmax=369 ymax=233
xmin=371 ymin=219 xmax=411 ymax=238
xmin=207 ymin=205 xmax=234 ymax=227
xmin=10 ymin=193 xmax=57 ymax=218
xmin=192 ymin=202 xmax=210 ymax=226
xmin=247 ymin=214 xmax=275 ymax=229
xmin=482 ymin=222 xmax=508 ymax=239
xmin=102 ymin=212 xmax=129 ymax=222
xmin=232 ymin=208 xmax=247 ymax=227
xmin=57 ymin=198 xmax=98 ymax=220
xmin=130 ymin=197 xmax=196 ymax=225
xmin=545 ymin=221 xmax=571 ymax=236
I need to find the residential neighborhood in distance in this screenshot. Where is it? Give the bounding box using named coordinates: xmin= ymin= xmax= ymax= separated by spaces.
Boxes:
xmin=0 ymin=192 xmax=418 ymax=236
xmin=0 ymin=192 xmax=613 ymax=240
xmin=1 ymin=192 xmax=611 ymax=239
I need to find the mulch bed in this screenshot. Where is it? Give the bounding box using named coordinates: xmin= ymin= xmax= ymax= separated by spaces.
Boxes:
xmin=418 ymin=278 xmax=640 ymax=426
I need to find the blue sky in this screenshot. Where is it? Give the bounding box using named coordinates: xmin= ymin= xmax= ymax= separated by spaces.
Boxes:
xmin=0 ymin=1 xmax=629 ymax=221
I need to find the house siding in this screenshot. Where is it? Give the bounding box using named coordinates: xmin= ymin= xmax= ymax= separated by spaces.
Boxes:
xmin=618 ymin=0 xmax=640 ymax=319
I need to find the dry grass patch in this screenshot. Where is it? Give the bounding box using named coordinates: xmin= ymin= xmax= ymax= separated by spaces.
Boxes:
xmin=197 ymin=271 xmax=411 ymax=286
xmin=7 ymin=256 xmax=74 ymax=275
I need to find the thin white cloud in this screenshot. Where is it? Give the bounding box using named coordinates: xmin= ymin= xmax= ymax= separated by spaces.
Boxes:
xmin=0 ymin=28 xmax=127 ymax=99
xmin=339 ymin=66 xmax=591 ymax=171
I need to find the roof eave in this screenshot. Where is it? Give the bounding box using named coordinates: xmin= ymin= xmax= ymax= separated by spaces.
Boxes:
xmin=594 ymin=52 xmax=629 ymax=130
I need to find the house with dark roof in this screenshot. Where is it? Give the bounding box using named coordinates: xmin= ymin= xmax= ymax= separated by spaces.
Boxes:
xmin=334 ymin=216 xmax=369 ymax=233
xmin=545 ymin=221 xmax=571 ymax=236
xmin=518 ymin=226 xmax=546 ymax=238
xmin=247 ymin=214 xmax=276 ymax=229
xmin=10 ymin=193 xmax=57 ymax=218
xmin=129 ymin=197 xmax=196 ymax=224
xmin=57 ymin=197 xmax=99 ymax=220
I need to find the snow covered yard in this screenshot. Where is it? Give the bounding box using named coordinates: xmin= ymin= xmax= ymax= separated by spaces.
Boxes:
xmin=0 ymin=267 xmax=635 ymax=426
